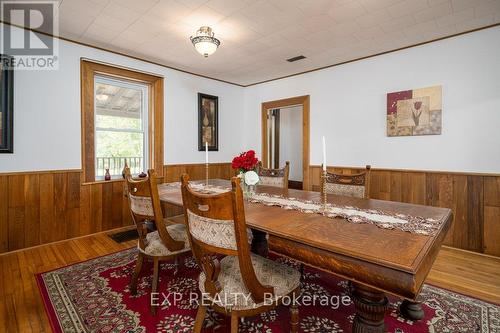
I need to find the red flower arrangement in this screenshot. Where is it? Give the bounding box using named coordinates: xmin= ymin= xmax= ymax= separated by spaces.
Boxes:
xmin=232 ymin=150 xmax=259 ymax=173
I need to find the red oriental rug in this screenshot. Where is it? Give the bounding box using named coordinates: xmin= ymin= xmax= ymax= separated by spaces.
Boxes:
xmin=36 ymin=248 xmax=499 ymax=332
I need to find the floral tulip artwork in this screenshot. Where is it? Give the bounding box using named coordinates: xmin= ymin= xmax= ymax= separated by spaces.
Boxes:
xmin=387 ymin=86 xmax=442 ymax=136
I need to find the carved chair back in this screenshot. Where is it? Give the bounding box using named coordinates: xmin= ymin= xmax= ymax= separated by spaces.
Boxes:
xmin=257 ymin=161 xmax=290 ymax=189
xmin=322 ymin=165 xmax=371 ymax=199
xmin=124 ymin=167 xmax=185 ymax=253
xmin=180 ymin=174 xmax=274 ymax=303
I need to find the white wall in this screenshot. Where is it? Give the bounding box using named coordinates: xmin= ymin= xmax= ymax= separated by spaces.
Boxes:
xmin=0 ymin=24 xmax=245 ymax=173
xmin=244 ymin=26 xmax=500 ymax=174
xmin=2 ymin=24 xmax=499 ymax=174
xmin=279 ymin=106 xmax=303 ymax=181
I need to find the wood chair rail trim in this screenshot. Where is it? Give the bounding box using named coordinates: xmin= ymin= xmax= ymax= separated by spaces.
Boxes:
xmin=310 ymin=164 xmax=500 ymax=177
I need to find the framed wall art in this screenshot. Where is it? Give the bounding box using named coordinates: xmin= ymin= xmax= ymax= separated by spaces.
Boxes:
xmin=387 ymin=85 xmax=442 ymax=137
xmin=0 ymin=54 xmax=14 ymax=153
xmin=198 ymin=93 xmax=218 ymax=151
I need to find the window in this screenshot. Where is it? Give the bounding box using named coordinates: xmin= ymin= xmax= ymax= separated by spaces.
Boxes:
xmin=94 ymin=76 xmax=148 ymax=178
xmin=81 ymin=60 xmax=164 ymax=183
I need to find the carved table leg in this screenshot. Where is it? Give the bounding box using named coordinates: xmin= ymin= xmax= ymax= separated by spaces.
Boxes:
xmin=399 ymin=300 xmax=424 ymax=321
xmin=352 ymin=283 xmax=388 ymax=333
xmin=251 ymin=229 xmax=268 ymax=257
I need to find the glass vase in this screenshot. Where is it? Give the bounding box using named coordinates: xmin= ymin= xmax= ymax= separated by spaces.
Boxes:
xmin=239 ymin=172 xmax=254 ymax=198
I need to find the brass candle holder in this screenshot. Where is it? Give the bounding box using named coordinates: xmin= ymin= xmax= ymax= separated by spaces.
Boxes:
xmin=205 ymin=163 xmax=209 ymax=186
xmin=321 ymin=170 xmax=328 ymax=212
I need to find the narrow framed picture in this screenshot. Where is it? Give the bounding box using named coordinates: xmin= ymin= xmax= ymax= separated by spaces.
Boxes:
xmin=0 ymin=54 xmax=14 ymax=153
xmin=198 ymin=93 xmax=218 ymax=151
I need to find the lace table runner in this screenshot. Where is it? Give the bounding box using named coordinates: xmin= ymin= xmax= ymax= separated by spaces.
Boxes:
xmin=162 ymin=182 xmax=443 ymax=236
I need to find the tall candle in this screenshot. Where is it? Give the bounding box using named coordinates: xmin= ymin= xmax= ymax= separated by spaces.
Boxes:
xmin=205 ymin=142 xmax=208 ymax=164
xmin=322 ymin=136 xmax=327 ymax=171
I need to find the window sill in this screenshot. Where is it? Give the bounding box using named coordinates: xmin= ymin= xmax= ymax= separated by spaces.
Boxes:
xmin=81 ymin=178 xmax=126 ymax=186
xmin=81 ymin=175 xmax=164 ymax=186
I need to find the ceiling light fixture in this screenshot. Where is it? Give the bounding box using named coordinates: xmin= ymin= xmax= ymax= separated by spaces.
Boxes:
xmin=190 ymin=26 xmax=220 ymax=57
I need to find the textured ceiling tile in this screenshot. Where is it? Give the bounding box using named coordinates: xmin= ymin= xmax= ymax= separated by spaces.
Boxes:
xmin=388 ymin=0 xmax=429 ymax=18
xmin=181 ymin=5 xmax=226 ymax=27
xmin=456 ymin=15 xmax=495 ymax=31
xmin=359 ymin=0 xmax=404 ymax=12
xmin=328 ymin=1 xmax=368 ymax=23
xmin=300 ymin=14 xmax=337 ymax=33
xmin=436 ymin=8 xmax=474 ymax=27
xmin=296 ymin=0 xmax=336 ymax=16
xmin=355 ymin=9 xmax=392 ymax=28
xmin=353 ymin=26 xmax=386 ymax=40
xmin=176 ymin=0 xmax=210 ymax=10
xmin=380 ymin=14 xmax=417 ymax=32
xmin=113 ymin=0 xmax=159 ymax=14
xmin=206 ymin=0 xmax=249 ymax=16
xmin=59 ymin=0 xmax=104 ymax=17
xmin=450 ymin=0 xmax=481 ymax=12
xmin=474 ymin=1 xmax=500 ymax=18
xmin=102 ymin=2 xmax=144 ymax=21
xmin=404 ymin=20 xmax=438 ymax=37
xmin=82 ymin=23 xmax=122 ymax=43
xmin=147 ymin=0 xmax=192 ymax=23
xmin=413 ymin=1 xmax=453 ymax=23
xmin=92 ymin=13 xmax=132 ymax=31
xmin=6 ymin=0 xmax=498 ymax=85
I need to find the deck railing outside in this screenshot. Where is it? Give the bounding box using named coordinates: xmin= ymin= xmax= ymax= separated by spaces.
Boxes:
xmin=96 ymin=157 xmax=143 ymax=177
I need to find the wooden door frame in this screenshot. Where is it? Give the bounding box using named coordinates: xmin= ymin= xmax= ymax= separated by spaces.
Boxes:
xmin=261 ymin=95 xmax=310 ymax=190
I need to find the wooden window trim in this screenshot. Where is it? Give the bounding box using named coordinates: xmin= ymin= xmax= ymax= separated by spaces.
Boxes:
xmin=80 ymin=60 xmax=164 ymax=183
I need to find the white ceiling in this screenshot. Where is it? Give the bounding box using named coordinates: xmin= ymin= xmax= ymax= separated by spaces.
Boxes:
xmin=12 ymin=0 xmax=500 ymax=85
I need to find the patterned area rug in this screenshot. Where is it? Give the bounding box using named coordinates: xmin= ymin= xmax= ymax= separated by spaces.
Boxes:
xmin=36 ymin=248 xmax=499 ymax=333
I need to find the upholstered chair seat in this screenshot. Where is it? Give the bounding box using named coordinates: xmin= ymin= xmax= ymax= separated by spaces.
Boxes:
xmin=140 ymin=223 xmax=191 ymax=257
xmin=199 ymin=254 xmax=300 ymax=310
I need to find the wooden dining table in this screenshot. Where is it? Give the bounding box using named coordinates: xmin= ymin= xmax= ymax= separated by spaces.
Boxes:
xmin=158 ymin=179 xmax=452 ymax=333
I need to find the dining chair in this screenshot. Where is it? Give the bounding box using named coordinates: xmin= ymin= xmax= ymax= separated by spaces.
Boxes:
xmin=180 ymin=174 xmax=301 ymax=333
xmin=257 ymin=161 xmax=290 ymax=189
xmin=124 ymin=167 xmax=191 ymax=315
xmin=322 ymin=165 xmax=371 ymax=199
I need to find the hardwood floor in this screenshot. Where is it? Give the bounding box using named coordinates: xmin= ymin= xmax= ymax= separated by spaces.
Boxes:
xmin=0 ymin=228 xmax=498 ymax=333
xmin=426 ymin=246 xmax=500 ymax=304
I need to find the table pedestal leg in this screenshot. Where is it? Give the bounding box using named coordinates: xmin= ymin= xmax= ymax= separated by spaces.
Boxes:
xmin=251 ymin=229 xmax=268 ymax=257
xmin=352 ymin=283 xmax=388 ymax=333
xmin=400 ymin=300 xmax=424 ymax=321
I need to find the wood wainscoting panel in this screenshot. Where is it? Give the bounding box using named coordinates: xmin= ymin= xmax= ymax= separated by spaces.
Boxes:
xmin=0 ymin=170 xmax=133 ymax=254
xmin=0 ymin=176 xmax=8 ymax=252
xmin=0 ymin=164 xmax=498 ymax=256
xmin=309 ymin=165 xmax=500 ymax=257
xmin=164 ymin=163 xmax=234 ymax=183
xmin=484 ymin=177 xmax=500 ymax=256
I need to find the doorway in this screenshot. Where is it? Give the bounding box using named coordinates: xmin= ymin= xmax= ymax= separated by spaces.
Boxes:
xmin=261 ymin=95 xmax=310 ymax=190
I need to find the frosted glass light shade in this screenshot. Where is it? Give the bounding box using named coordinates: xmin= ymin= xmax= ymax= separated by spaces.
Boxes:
xmin=194 ymin=41 xmax=218 ymax=57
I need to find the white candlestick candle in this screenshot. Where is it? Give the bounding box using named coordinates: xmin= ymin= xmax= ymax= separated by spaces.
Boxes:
xmin=322 ymin=136 xmax=327 ymax=171
xmin=205 ymin=142 xmax=208 ymax=164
